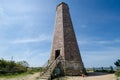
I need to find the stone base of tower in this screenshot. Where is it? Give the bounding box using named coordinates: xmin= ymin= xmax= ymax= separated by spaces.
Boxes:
xmin=49 ymin=59 xmax=86 ymax=79
xmin=59 ymin=60 xmax=86 ymax=76
xmin=65 ymin=61 xmax=85 ymax=75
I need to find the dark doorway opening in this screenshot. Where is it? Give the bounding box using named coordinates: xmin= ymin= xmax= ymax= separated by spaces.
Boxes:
xmin=55 ymin=50 xmax=60 ymax=59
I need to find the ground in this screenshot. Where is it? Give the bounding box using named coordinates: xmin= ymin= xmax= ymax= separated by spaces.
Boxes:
xmin=0 ymin=72 xmax=119 ymax=80
xmin=55 ymin=72 xmax=117 ymax=80
xmin=0 ymin=72 xmax=40 ymax=80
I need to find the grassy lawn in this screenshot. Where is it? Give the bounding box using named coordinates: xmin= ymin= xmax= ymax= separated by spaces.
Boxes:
xmin=0 ymin=72 xmax=29 ymax=78
xmin=0 ymin=67 xmax=40 ymax=79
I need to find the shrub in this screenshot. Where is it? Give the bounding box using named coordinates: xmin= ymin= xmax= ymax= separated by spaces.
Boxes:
xmin=115 ymin=70 xmax=120 ymax=77
xmin=0 ymin=59 xmax=29 ymax=75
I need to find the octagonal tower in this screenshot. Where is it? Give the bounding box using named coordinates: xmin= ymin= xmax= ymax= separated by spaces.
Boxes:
xmin=49 ymin=2 xmax=85 ymax=75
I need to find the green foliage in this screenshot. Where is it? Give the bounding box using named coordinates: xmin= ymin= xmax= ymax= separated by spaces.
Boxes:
xmin=115 ymin=70 xmax=120 ymax=77
xmin=17 ymin=61 xmax=29 ymax=68
xmin=27 ymin=67 xmax=40 ymax=74
xmin=39 ymin=67 xmax=47 ymax=72
xmin=0 ymin=58 xmax=29 ymax=75
xmin=0 ymin=72 xmax=28 ymax=78
xmin=93 ymin=66 xmax=114 ymax=73
xmin=114 ymin=59 xmax=120 ymax=77
xmin=114 ymin=59 xmax=120 ymax=67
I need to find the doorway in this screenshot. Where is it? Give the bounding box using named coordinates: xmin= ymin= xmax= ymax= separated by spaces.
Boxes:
xmin=55 ymin=50 xmax=60 ymax=59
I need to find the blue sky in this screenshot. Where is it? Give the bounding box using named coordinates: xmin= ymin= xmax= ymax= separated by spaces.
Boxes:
xmin=0 ymin=0 xmax=120 ymax=68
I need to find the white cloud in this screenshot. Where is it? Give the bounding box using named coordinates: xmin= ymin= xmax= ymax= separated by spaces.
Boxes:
xmin=81 ymin=49 xmax=120 ymax=67
xmin=0 ymin=0 xmax=42 ymax=28
xmin=114 ymin=39 xmax=120 ymax=43
xmin=78 ymin=38 xmax=120 ymax=67
xmin=13 ymin=49 xmax=50 ymax=67
xmin=12 ymin=34 xmax=51 ymax=44
xmin=80 ymin=24 xmax=87 ymax=28
xmin=28 ymin=51 xmax=50 ymax=67
xmin=0 ymin=6 xmax=35 ymax=28
xmin=78 ymin=39 xmax=120 ymax=45
xmin=0 ymin=0 xmax=39 ymax=14
xmin=0 ymin=45 xmax=50 ymax=67
xmin=0 ymin=7 xmax=4 ymax=16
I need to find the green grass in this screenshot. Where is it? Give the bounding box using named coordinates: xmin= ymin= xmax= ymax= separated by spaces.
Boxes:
xmin=115 ymin=70 xmax=120 ymax=77
xmin=0 ymin=72 xmax=29 ymax=78
xmin=0 ymin=67 xmax=40 ymax=78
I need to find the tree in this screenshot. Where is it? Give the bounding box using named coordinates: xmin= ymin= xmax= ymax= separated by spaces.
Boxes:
xmin=114 ymin=59 xmax=120 ymax=67
xmin=110 ymin=66 xmax=114 ymax=73
xmin=17 ymin=61 xmax=29 ymax=71
xmin=0 ymin=59 xmax=29 ymax=74
xmin=17 ymin=61 xmax=29 ymax=68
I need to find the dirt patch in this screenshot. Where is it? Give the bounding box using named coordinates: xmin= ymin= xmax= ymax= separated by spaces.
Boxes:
xmin=57 ymin=72 xmax=117 ymax=80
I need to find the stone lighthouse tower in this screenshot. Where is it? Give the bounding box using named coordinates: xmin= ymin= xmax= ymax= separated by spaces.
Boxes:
xmin=49 ymin=2 xmax=85 ymax=76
